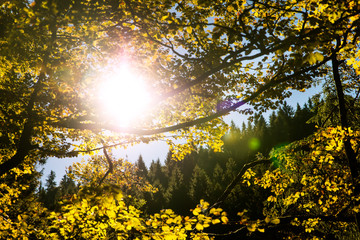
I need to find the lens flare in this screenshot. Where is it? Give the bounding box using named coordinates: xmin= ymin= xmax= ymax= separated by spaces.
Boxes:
xmin=248 ymin=137 xmax=261 ymax=151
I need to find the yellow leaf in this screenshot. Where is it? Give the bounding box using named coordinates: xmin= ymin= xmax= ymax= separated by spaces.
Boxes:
xmin=186 ymin=27 xmax=192 ymax=34
xmin=193 ymin=207 xmax=201 ymax=216
xmin=164 ymin=235 xmax=176 ymax=240
xmin=227 ymin=5 xmax=235 ymax=12
xmin=185 ymin=223 xmax=192 ymax=230
xmin=162 ymin=225 xmax=170 ymax=232
xmin=271 ymin=218 xmax=280 ymax=225
xmin=306 ymin=52 xmax=324 ymax=65
xmin=221 ymin=216 xmax=228 ymax=224
xmin=314 ymin=52 xmax=324 ymax=62
xmin=247 ymin=223 xmax=256 ymax=232
xmin=212 ymin=219 xmax=220 ymax=224
xmin=195 ymin=223 xmax=204 ymax=231
xmin=106 ymin=210 xmax=116 ymax=219
xmin=210 ymin=208 xmax=222 ymax=215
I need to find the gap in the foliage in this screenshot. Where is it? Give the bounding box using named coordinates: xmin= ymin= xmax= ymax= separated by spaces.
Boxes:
xmin=40 ymin=85 xmax=321 ymax=184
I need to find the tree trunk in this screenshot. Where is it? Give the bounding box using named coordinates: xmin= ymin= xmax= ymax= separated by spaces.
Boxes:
xmin=332 ymin=55 xmax=360 ymax=229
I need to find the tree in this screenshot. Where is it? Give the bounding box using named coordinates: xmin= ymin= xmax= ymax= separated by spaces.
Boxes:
xmin=189 ymin=165 xmax=211 ymax=204
xmin=268 ymin=103 xmax=294 ymax=144
xmin=135 ymin=155 xmax=148 ymax=179
xmin=164 ymin=165 xmax=190 ymax=214
xmin=1 ymin=0 xmax=360 ymax=238
xmin=39 ymin=170 xmax=60 ymax=211
xmin=251 ymin=127 xmax=360 ymax=239
xmin=1 ymin=0 xmax=359 ymax=177
xmin=59 ymin=174 xmax=77 ymax=198
xmin=146 ymin=159 xmax=167 ymax=213
xmin=45 ymin=156 xmax=229 ymax=239
xmin=292 ymin=102 xmax=316 ymax=140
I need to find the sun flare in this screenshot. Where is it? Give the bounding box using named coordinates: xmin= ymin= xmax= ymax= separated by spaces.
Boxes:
xmin=97 ymin=65 xmax=152 ymax=127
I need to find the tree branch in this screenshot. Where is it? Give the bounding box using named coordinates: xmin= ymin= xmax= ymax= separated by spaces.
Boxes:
xmin=0 ymin=20 xmax=58 ymax=179
xmin=0 ymin=73 xmax=45 ymax=179
xmin=52 ymin=55 xmax=331 ymax=136
xmin=211 ymin=159 xmax=270 ymax=209
xmin=98 ymin=139 xmax=114 ymax=186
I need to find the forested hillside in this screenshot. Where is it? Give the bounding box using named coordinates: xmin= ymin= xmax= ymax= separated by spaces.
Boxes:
xmin=133 ymin=101 xmax=316 ymax=215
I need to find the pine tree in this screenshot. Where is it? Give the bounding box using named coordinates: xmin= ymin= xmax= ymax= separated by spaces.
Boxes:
xmin=188 ymin=165 xmax=211 ymax=204
xmin=210 ymin=163 xmax=225 ymax=202
xmin=222 ymin=122 xmax=248 ymax=162
xmin=164 ymin=151 xmax=177 ymax=179
xmin=59 ymin=174 xmax=77 ymax=199
xmin=292 ymin=102 xmax=316 ymax=140
xmin=164 ymin=165 xmax=189 ymax=214
xmin=148 ymin=159 xmax=167 ymax=188
xmin=135 ymin=155 xmax=148 ymax=179
xmin=39 ymin=171 xmax=60 ymax=211
xmin=146 ymin=159 xmax=166 ymax=213
xmin=252 ymin=115 xmax=269 ymax=154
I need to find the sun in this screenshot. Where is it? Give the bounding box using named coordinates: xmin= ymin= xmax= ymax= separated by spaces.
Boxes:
xmin=97 ymin=64 xmax=152 ymax=127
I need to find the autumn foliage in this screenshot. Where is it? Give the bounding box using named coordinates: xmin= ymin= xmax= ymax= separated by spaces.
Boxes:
xmin=1 ymin=0 xmax=360 ymax=239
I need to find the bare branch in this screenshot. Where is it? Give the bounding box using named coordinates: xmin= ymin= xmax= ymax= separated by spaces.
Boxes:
xmin=98 ymin=139 xmax=114 ymax=186
xmin=210 ymin=159 xmax=270 ymax=209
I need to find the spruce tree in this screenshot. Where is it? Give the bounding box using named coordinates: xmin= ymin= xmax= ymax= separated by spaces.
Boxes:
xmin=188 ymin=165 xmax=211 ymax=205
xmin=39 ymin=171 xmax=60 ymax=211
xmin=59 ymin=175 xmax=77 ymax=199
xmin=164 ymin=166 xmax=189 ymax=214
xmin=135 ymin=155 xmax=148 ymax=179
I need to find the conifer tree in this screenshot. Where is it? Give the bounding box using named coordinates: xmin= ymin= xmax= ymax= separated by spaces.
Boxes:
xmin=188 ymin=165 xmax=211 ymax=205
xmin=135 ymin=155 xmax=148 ymax=180
xmin=164 ymin=165 xmax=189 ymax=214
xmin=39 ymin=170 xmax=60 ymax=211
xmin=59 ymin=174 xmax=77 ymax=199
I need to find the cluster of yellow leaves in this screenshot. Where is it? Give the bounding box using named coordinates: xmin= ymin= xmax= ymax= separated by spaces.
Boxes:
xmin=0 ymin=162 xmax=50 ymax=240
xmin=0 ymin=149 xmax=231 ymax=240
xmin=44 ymin=156 xmax=229 ymax=240
xmin=0 ymin=203 xmax=49 ymax=240
xmin=49 ymin=189 xmax=146 ymax=239
xmin=303 ymin=218 xmax=320 ymax=233
xmin=49 ymin=188 xmax=227 ymax=240
xmin=252 ymin=126 xmax=360 ymax=238
xmin=233 ymin=209 xmax=280 ymax=234
xmin=242 ymin=168 xmax=256 ymax=187
xmin=168 ymin=119 xmax=229 ymax=161
xmin=69 ymin=154 xmax=156 ymax=193
xmin=143 ymin=199 xmax=227 ymax=240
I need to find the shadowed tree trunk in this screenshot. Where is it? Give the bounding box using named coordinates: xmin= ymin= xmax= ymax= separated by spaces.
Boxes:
xmin=332 ymin=54 xmax=360 ymax=230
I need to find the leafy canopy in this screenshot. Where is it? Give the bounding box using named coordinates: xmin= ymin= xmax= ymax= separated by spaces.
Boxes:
xmin=0 ymin=0 xmax=360 ymax=238
xmin=0 ymin=0 xmax=359 ymax=174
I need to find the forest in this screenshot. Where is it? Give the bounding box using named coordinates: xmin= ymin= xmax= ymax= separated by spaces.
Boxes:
xmin=1 ymin=0 xmax=360 ymax=239
xmin=40 ymin=100 xmax=320 ymax=237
